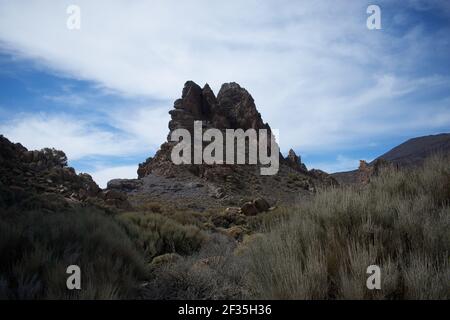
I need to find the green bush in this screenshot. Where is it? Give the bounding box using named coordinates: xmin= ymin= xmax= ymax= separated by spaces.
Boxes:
xmin=246 ymin=154 xmax=450 ymax=299
xmin=118 ymin=212 xmax=208 ymax=261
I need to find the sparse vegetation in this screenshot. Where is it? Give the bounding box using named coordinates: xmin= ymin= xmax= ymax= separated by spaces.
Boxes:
xmin=0 ymin=206 xmax=147 ymax=299
xmin=118 ymin=211 xmax=208 ymax=260
xmin=245 ymin=155 xmax=450 ymax=299
xmin=141 ymin=233 xmax=249 ymax=299
xmin=1 ymin=153 xmax=448 ymax=300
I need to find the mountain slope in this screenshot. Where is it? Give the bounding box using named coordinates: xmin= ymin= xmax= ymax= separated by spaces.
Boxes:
xmin=373 ymin=133 xmax=450 ymax=166
xmin=332 ymin=133 xmax=450 ymax=185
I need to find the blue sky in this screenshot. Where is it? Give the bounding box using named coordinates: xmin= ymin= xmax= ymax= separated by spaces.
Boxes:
xmin=0 ymin=0 xmax=449 ymax=187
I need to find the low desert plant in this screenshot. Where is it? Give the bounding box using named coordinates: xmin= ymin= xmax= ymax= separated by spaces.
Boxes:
xmin=140 ymin=233 xmax=249 ymax=299
xmin=246 ymin=154 xmax=450 ymax=299
xmin=0 ymin=207 xmax=147 ymax=299
xmin=118 ymin=211 xmax=208 ymax=261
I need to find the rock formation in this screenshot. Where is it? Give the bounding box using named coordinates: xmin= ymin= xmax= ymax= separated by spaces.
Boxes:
xmin=138 ymin=81 xmax=275 ymax=179
xmin=0 ymin=135 xmax=129 ymax=210
xmin=357 ymin=158 xmax=395 ymax=184
xmin=131 ymin=81 xmax=337 ymax=208
xmin=285 ymin=149 xmax=307 ymax=173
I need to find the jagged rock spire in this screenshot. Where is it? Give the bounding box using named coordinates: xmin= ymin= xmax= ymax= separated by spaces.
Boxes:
xmin=286 ymin=149 xmax=308 ymax=172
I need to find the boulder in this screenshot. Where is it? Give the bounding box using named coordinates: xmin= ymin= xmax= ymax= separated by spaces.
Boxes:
xmin=240 ymin=202 xmax=258 ymax=216
xmin=253 ymin=197 xmax=270 ymax=212
xmin=103 ymin=189 xmax=127 ymax=201
xmin=107 ymin=178 xmax=143 ymax=192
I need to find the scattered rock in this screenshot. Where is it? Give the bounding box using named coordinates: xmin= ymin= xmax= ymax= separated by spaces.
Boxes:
xmin=107 ymin=179 xmax=143 ymax=192
xmin=209 ymin=186 xmax=225 ymax=199
xmin=104 ymin=189 xmax=127 ymax=201
xmin=253 ymin=197 xmax=270 ymax=212
xmin=240 ymin=202 xmax=258 ymax=216
xmin=102 ymin=189 xmax=130 ymax=209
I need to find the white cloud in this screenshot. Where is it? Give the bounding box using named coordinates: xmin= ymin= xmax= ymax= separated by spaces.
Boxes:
xmin=90 ymin=165 xmax=137 ymax=189
xmin=42 ymin=93 xmax=86 ymax=106
xmin=308 ymin=155 xmax=361 ymax=173
xmin=110 ymin=105 xmax=170 ymax=151
xmin=0 ymin=113 xmax=134 ymax=160
xmin=0 ymin=108 xmax=168 ymax=161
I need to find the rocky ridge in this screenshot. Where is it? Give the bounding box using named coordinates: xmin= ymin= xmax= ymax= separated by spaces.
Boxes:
xmin=0 ymin=135 xmax=130 ymax=210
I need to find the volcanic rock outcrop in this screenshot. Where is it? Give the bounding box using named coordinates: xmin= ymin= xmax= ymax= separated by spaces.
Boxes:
xmin=0 ymin=135 xmax=129 ymax=210
xmin=285 ymin=149 xmax=308 ymax=173
xmin=138 ymin=81 xmax=275 ymax=179
xmin=357 ymin=158 xmax=395 ymax=184
xmin=131 ymin=81 xmax=337 ymax=207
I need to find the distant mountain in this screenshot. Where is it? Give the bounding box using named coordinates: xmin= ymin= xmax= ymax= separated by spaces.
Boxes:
xmin=372 ymin=133 xmax=450 ymax=166
xmin=332 ymin=133 xmax=450 ymax=185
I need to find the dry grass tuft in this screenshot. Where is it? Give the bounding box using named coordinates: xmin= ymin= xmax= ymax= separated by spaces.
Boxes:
xmin=246 ymin=154 xmax=450 ymax=299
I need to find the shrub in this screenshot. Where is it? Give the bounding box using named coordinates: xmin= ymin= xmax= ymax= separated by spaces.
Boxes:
xmin=0 ymin=207 xmax=147 ymax=299
xmin=140 ymin=233 xmax=248 ymax=299
xmin=118 ymin=212 xmax=208 ymax=261
xmin=246 ymin=154 xmax=450 ymax=299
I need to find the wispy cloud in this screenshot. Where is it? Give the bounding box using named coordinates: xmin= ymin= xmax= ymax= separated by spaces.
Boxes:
xmin=89 ymin=165 xmax=137 ymax=189
xmin=0 ymin=106 xmax=168 ymax=161
xmin=308 ymin=155 xmax=361 ymax=174
xmin=42 ymin=93 xmax=86 ymax=106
